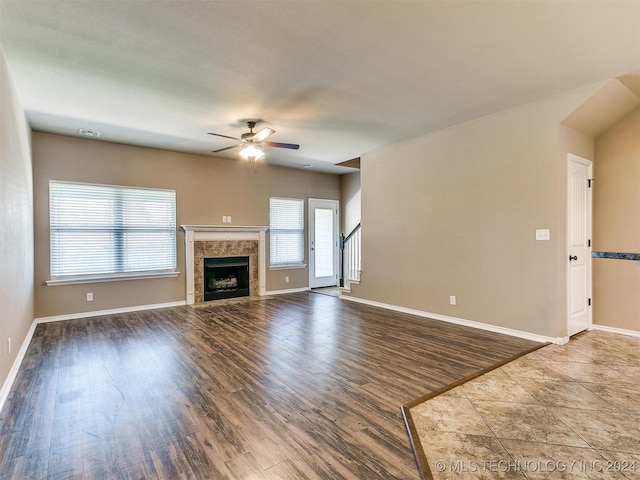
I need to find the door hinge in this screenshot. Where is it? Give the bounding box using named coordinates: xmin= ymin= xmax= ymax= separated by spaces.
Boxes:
xmin=588 ymin=178 xmax=594 ymax=188
xmin=588 ymin=239 xmax=591 ymax=247
xmin=588 ymin=298 xmax=592 ymax=306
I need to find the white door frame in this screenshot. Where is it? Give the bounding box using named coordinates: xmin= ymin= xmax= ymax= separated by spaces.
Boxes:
xmin=308 ymin=198 xmax=339 ymax=288
xmin=566 ymin=153 xmax=593 ymax=337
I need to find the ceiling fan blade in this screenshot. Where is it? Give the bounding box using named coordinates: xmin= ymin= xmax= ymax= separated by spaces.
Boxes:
xmin=265 ymin=141 xmax=300 ymax=150
xmin=208 ymin=132 xmax=240 ymax=141
xmin=253 ymin=127 xmax=275 ymax=142
xmin=211 ymin=144 xmax=241 ymax=153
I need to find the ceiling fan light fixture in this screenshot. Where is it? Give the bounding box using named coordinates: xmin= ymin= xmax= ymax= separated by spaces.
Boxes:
xmin=208 ymin=121 xmax=298 ymax=161
xmin=239 ymin=144 xmax=265 ymax=160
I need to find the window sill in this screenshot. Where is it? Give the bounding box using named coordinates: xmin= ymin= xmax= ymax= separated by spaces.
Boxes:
xmin=269 ymin=263 xmax=307 ymax=271
xmin=46 ymin=271 xmax=180 ymax=286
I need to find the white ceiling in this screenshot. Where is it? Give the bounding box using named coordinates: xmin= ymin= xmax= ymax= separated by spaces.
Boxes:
xmin=1 ymin=1 xmax=639 ymax=174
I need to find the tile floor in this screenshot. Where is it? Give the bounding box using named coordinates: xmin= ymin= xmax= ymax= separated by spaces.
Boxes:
xmin=310 ymin=286 xmax=342 ymax=297
xmin=411 ymin=330 xmax=640 ymax=479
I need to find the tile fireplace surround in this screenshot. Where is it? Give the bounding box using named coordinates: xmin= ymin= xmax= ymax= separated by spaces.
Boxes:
xmin=181 ymin=225 xmax=268 ymax=305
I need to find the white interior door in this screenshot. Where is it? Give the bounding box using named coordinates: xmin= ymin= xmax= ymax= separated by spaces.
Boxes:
xmin=309 ymin=199 xmax=339 ymax=288
xmin=567 ymin=154 xmax=593 ymax=337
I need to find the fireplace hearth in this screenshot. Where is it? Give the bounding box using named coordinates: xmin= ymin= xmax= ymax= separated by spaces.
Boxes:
xmin=204 ymin=256 xmax=250 ymax=301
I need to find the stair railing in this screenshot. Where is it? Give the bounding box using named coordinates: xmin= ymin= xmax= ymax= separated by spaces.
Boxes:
xmin=340 ymin=223 xmax=361 ymax=287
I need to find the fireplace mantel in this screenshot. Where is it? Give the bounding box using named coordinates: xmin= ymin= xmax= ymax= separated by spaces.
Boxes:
xmin=181 ymin=225 xmax=268 ymax=304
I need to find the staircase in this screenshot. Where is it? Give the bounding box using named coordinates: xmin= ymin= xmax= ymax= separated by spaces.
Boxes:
xmin=340 ymin=223 xmax=361 ymax=291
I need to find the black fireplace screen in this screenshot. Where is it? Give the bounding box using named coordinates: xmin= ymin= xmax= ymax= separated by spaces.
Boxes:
xmin=203 ymin=256 xmax=250 ymax=301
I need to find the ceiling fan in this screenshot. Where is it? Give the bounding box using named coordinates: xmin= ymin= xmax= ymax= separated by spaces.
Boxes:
xmin=208 ymin=121 xmax=300 ymax=160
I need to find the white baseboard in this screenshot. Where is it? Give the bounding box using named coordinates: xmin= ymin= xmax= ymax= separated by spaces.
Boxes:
xmin=265 ymin=287 xmax=309 ymax=296
xmin=0 ymin=320 xmax=38 ymax=414
xmin=34 ymin=300 xmax=186 ymax=324
xmin=341 ymin=295 xmax=563 ymax=344
xmin=591 ymin=324 xmax=640 ymax=338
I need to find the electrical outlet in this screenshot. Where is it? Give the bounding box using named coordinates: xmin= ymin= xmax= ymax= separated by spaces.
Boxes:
xmin=222 ymin=215 xmax=227 ymax=223
xmin=285 ymin=276 xmax=290 ymax=283
xmin=87 ymin=292 xmax=93 ymax=302
xmin=536 ymin=229 xmax=550 ymax=241
xmin=227 ymin=216 xmax=231 ymax=223
xmin=449 ymin=295 xmax=456 ymax=305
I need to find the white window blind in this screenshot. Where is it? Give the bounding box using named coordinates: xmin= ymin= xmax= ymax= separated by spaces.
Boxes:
xmin=49 ymin=181 xmax=176 ymax=278
xmin=270 ymin=198 xmax=304 ymax=266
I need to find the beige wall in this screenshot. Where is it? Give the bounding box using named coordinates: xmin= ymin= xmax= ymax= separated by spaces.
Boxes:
xmin=593 ymin=106 xmax=640 ymax=332
xmin=340 ymin=171 xmax=361 ymax=234
xmin=349 ymin=85 xmax=601 ymax=339
xmin=0 ymin=46 xmax=34 ymax=392
xmin=32 ymin=132 xmax=340 ymax=317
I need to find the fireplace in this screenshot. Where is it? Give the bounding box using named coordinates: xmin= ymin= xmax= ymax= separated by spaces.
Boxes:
xmin=181 ymin=225 xmax=268 ymax=305
xmin=204 ymin=256 xmax=250 ymax=301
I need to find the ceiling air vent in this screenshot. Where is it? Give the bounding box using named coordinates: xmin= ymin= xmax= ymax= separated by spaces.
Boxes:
xmin=78 ymin=128 xmax=101 ymax=138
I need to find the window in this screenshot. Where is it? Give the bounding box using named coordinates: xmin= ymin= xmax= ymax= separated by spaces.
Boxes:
xmin=49 ymin=181 xmax=176 ymax=281
xmin=269 ymin=197 xmax=304 ymax=267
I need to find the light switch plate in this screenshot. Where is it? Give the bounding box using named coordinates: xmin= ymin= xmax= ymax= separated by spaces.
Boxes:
xmin=536 ymin=229 xmax=550 ymax=241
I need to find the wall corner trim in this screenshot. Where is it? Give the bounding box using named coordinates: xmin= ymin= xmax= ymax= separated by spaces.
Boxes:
xmin=341 ymin=296 xmax=562 ymax=344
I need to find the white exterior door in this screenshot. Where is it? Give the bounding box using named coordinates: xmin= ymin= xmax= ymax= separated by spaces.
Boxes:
xmin=309 ymin=199 xmax=339 ymax=288
xmin=567 ymin=154 xmax=593 ymax=337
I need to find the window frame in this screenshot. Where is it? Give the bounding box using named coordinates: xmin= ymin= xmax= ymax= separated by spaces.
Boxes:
xmin=269 ymin=197 xmax=306 ymax=270
xmin=46 ymin=180 xmax=179 ymax=286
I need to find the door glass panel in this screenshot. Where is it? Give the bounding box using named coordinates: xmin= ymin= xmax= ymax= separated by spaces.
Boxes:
xmin=314 ymin=208 xmax=334 ymax=278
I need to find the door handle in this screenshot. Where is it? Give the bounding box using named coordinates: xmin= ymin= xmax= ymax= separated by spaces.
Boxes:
xmin=569 ymin=255 xmax=578 ymax=261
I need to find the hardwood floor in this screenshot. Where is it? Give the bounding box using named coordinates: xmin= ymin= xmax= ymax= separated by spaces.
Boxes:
xmin=0 ymin=292 xmax=539 ymax=479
